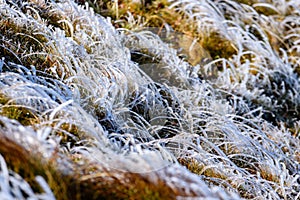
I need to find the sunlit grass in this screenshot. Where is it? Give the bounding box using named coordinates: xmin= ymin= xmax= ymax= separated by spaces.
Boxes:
xmin=0 ymin=0 xmax=300 ymax=199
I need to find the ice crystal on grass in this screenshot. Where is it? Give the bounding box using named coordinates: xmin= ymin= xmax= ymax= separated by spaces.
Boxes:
xmin=0 ymin=0 xmax=300 ymax=199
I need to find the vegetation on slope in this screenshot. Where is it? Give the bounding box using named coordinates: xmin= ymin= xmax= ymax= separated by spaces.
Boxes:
xmin=0 ymin=0 xmax=300 ymax=199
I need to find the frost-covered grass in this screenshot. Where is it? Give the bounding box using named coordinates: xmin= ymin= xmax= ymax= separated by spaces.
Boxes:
xmin=0 ymin=0 xmax=300 ymax=199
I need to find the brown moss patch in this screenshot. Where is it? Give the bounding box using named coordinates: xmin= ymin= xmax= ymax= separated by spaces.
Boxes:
xmin=0 ymin=135 xmax=71 ymax=199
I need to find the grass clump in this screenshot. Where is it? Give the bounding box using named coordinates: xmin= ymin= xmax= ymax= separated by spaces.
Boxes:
xmin=1 ymin=0 xmax=300 ymax=199
xmin=0 ymin=123 xmax=70 ymax=199
xmin=1 ymin=105 xmax=38 ymax=126
xmin=0 ymin=97 xmax=39 ymax=126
